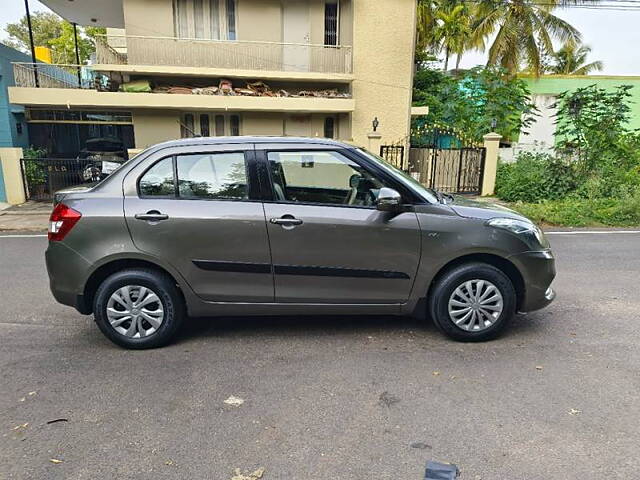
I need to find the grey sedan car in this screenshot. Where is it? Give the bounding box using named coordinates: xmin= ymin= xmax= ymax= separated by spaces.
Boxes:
xmin=46 ymin=137 xmax=555 ymax=349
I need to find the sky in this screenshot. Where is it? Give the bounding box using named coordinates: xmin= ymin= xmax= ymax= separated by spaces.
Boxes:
xmin=2 ymin=1 xmax=640 ymax=76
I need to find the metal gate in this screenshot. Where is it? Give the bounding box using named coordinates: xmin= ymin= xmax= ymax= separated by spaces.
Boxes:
xmin=408 ymin=147 xmax=485 ymax=194
xmin=20 ymin=158 xmax=100 ymax=201
xmin=380 ymin=125 xmax=486 ymax=195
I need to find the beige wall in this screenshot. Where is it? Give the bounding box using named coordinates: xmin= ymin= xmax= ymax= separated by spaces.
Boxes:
xmin=132 ymin=110 xmax=181 ymax=149
xmin=0 ymin=148 xmax=26 ymax=205
xmin=237 ymin=0 xmax=281 ymax=42
xmin=350 ymin=0 xmax=417 ymax=149
xmin=123 ymin=0 xmax=174 ymax=37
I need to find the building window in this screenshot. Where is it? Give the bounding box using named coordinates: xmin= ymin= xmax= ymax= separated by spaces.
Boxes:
xmin=230 ymin=115 xmax=240 ymax=136
xmin=226 ymin=0 xmax=237 ymax=40
xmin=215 ymin=115 xmax=225 ymax=136
xmin=324 ymin=117 xmax=335 ymax=139
xmin=181 ymin=113 xmax=196 ymax=138
xmin=182 ymin=113 xmax=240 ymax=137
xmin=324 ymin=1 xmax=339 ymax=46
xmin=174 ymin=0 xmax=237 ymax=40
xmin=200 ymin=114 xmax=210 ymax=136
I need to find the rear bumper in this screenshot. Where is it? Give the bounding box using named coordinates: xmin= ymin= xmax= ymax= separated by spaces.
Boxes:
xmin=509 ymin=249 xmax=556 ymax=312
xmin=45 ymin=241 xmax=92 ymax=314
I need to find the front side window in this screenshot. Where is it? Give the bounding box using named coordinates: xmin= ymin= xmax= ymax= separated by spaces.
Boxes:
xmin=174 ymin=0 xmax=237 ymax=40
xmin=268 ymin=150 xmax=388 ymax=207
xmin=177 ymin=152 xmax=247 ymax=199
xmin=139 ymin=157 xmax=175 ymax=196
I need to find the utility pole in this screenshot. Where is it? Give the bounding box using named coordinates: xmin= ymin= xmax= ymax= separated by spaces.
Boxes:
xmin=23 ymin=0 xmax=39 ymax=87
xmin=73 ymin=23 xmax=82 ymax=86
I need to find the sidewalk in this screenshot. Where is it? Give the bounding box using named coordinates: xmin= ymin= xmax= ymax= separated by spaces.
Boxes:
xmin=0 ymin=201 xmax=50 ymax=232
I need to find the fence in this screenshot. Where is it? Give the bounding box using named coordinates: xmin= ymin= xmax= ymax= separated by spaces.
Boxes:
xmin=13 ymin=63 xmax=111 ymax=90
xmin=95 ymin=35 xmax=353 ymax=74
xmin=20 ymin=158 xmax=102 ymax=202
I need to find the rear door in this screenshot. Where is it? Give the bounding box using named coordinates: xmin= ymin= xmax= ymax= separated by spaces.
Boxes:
xmin=123 ymin=143 xmax=273 ymax=303
xmin=259 ymin=146 xmax=422 ymax=304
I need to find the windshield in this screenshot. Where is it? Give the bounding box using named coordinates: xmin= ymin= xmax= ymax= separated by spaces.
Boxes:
xmin=356 ymin=148 xmax=438 ymax=203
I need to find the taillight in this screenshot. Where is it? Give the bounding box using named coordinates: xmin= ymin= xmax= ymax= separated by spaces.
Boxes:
xmin=48 ymin=203 xmax=82 ymax=241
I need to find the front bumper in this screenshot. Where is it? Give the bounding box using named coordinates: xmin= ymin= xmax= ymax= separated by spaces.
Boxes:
xmin=508 ymin=249 xmax=556 ymax=312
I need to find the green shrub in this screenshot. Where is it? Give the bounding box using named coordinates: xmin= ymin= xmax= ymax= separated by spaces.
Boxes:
xmin=495 ymin=152 xmax=579 ymax=203
xmin=510 ymin=188 xmax=640 ymax=227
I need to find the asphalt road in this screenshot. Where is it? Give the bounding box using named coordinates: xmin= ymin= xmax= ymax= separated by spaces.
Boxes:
xmin=1 ymin=232 xmax=639 ymax=480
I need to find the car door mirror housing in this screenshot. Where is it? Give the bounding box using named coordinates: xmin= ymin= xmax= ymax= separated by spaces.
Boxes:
xmin=376 ymin=187 xmax=402 ymax=212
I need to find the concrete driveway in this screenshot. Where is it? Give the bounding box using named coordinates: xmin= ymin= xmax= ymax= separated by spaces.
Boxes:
xmin=1 ymin=232 xmax=639 ymax=479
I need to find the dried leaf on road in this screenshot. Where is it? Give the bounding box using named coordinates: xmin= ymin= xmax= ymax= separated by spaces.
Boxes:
xmin=231 ymin=467 xmax=265 ymax=480
xmin=569 ymin=408 xmax=582 ymax=415
xmin=224 ymin=396 xmax=245 ymax=407
xmin=49 ymin=459 xmax=63 ymax=464
xmin=378 ymin=391 xmax=400 ymax=408
xmin=46 ymin=418 xmax=68 ymax=425
xmin=433 ymin=371 xmax=440 ymax=376
xmin=28 ymin=391 xmax=36 ymax=396
xmin=12 ymin=423 xmax=29 ymax=430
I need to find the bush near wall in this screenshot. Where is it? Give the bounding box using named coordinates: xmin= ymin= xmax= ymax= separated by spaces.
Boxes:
xmin=495 ymin=84 xmax=640 ymax=226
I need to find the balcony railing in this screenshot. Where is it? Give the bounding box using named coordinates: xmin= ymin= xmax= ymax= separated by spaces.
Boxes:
xmin=13 ymin=63 xmax=108 ymax=89
xmin=95 ymin=35 xmax=353 ymax=75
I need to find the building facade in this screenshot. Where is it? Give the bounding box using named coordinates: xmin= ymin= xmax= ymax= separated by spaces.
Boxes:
xmin=500 ymin=74 xmax=640 ymax=161
xmin=8 ymin=0 xmax=418 ymax=157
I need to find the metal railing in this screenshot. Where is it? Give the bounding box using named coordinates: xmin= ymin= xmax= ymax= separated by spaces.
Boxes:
xmin=13 ymin=63 xmax=110 ymax=90
xmin=95 ymin=34 xmax=353 ymax=74
xmin=20 ymin=158 xmax=105 ymax=201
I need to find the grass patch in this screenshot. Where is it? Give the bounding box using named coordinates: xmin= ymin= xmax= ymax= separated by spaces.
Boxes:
xmin=507 ymin=195 xmax=640 ymax=227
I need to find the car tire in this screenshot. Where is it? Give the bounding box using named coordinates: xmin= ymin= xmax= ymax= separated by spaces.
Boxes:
xmin=93 ymin=269 xmax=185 ymax=349
xmin=429 ymin=262 xmax=516 ymax=342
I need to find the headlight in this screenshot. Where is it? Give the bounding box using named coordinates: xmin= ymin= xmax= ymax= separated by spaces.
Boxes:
xmin=486 ymin=217 xmax=549 ymax=249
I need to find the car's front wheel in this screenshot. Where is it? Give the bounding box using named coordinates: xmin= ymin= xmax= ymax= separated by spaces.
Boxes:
xmin=93 ymin=269 xmax=184 ymax=349
xmin=429 ymin=262 xmax=516 ymax=342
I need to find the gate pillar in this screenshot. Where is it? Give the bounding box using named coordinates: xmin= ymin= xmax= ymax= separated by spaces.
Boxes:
xmin=481 ymin=132 xmax=502 ymax=196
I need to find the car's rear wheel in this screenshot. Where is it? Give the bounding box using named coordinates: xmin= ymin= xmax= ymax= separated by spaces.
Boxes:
xmin=93 ymin=269 xmax=184 ymax=349
xmin=429 ymin=262 xmax=516 ymax=342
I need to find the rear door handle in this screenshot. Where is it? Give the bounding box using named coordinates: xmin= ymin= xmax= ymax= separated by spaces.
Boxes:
xmin=135 ymin=211 xmax=169 ymax=222
xmin=269 ymin=216 xmax=303 ymax=226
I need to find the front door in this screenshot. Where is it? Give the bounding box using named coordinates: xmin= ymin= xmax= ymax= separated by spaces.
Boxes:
xmin=282 ymin=0 xmax=310 ymax=71
xmin=261 ymin=148 xmax=421 ymax=304
xmin=124 ymin=145 xmax=273 ymax=303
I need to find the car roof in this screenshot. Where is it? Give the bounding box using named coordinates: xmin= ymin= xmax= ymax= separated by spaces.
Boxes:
xmin=151 ymin=136 xmax=357 ymax=149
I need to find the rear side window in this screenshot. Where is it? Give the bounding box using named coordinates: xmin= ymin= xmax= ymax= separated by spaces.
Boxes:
xmin=139 ymin=157 xmax=175 ymax=196
xmin=176 ymin=152 xmax=248 ymax=200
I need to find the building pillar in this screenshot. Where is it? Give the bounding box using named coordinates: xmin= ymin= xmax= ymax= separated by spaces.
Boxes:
xmin=367 ymin=131 xmax=382 ymax=155
xmin=0 ymin=148 xmax=26 ymax=205
xmin=481 ymin=132 xmax=502 ymax=196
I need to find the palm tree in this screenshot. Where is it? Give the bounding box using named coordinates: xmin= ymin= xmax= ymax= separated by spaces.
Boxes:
xmin=549 ymin=43 xmax=603 ymax=75
xmin=472 ymin=0 xmax=583 ymax=76
xmin=434 ymin=4 xmax=470 ymax=70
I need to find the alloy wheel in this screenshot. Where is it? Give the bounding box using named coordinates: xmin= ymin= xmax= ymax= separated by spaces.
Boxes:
xmin=106 ymin=285 xmax=164 ymax=338
xmin=447 ymin=279 xmax=504 ymax=332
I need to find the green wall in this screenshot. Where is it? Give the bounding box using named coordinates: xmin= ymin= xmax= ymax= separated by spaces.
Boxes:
xmin=523 ymin=75 xmax=640 ymax=130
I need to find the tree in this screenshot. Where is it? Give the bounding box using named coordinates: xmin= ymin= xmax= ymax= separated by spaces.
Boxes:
xmin=548 ymin=43 xmax=603 ymax=75
xmin=2 ymin=11 xmax=105 ymax=64
xmin=413 ymin=65 xmax=537 ymax=142
xmin=416 ymin=0 xmax=479 ymax=71
xmin=472 ymin=0 xmax=582 ymax=76
xmin=433 ymin=5 xmax=470 ymax=70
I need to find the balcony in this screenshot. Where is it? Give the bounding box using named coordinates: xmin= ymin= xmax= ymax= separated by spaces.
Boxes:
xmin=95 ymin=35 xmax=353 ymax=75
xmin=10 ymin=63 xmax=355 ymax=114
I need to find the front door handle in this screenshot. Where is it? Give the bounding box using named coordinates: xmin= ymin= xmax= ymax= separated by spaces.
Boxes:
xmin=135 ymin=210 xmax=169 ymax=222
xmin=269 ymin=215 xmax=303 ymax=226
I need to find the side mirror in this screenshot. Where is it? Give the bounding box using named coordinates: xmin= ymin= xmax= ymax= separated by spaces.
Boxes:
xmin=376 ymin=187 xmax=402 ymax=212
